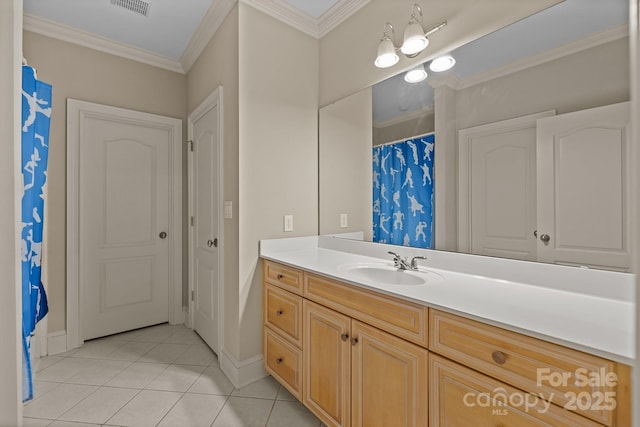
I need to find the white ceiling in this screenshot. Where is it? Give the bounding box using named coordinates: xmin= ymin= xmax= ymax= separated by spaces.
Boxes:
xmin=22 ymin=0 xmax=367 ymax=72
xmin=284 ymin=0 xmax=342 ymax=19
xmin=23 ymin=0 xmax=215 ymax=60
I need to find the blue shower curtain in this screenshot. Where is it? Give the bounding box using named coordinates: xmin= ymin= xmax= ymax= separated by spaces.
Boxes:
xmin=373 ymin=134 xmax=434 ymax=248
xmin=21 ymin=65 xmax=51 ymax=402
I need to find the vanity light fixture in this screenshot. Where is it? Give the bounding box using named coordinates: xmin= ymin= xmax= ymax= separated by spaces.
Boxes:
xmin=401 ymin=4 xmax=429 ymax=56
xmin=404 ymin=64 xmax=428 ymax=83
xmin=429 ymin=54 xmax=456 ymax=72
xmin=374 ymin=4 xmax=447 ymax=68
xmin=374 ymin=23 xmax=400 ymax=68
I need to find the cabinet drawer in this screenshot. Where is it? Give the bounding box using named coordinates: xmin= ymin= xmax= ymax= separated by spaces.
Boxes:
xmin=264 ymin=283 xmax=302 ymax=347
xmin=429 ymin=354 xmax=602 ymax=427
xmin=263 ymin=260 xmax=304 ymax=295
xmin=264 ymin=327 xmax=302 ymax=399
xmin=429 ymin=309 xmax=627 ymax=426
xmin=304 ymin=272 xmax=428 ymax=348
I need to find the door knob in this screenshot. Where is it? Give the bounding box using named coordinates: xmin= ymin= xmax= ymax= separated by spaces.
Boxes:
xmin=207 ymin=238 xmax=218 ymax=248
xmin=540 ymin=234 xmax=551 ymax=244
xmin=159 ymin=231 xmax=167 ymax=239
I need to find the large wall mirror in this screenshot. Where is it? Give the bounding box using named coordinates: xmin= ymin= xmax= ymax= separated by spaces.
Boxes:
xmin=319 ymin=0 xmax=631 ymax=272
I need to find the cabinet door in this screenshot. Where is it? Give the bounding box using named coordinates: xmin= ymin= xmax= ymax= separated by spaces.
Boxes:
xmin=351 ymin=321 xmax=428 ymax=427
xmin=303 ymin=300 xmax=351 ymax=427
xmin=429 ymin=354 xmax=602 ymax=427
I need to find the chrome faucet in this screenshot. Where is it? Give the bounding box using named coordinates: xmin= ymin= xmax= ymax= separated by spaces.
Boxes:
xmin=388 ymin=251 xmax=427 ymax=271
xmin=388 ymin=251 xmax=410 ymax=270
xmin=410 ymin=256 xmax=427 ymax=270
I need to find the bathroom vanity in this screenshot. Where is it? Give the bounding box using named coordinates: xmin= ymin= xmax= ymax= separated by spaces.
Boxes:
xmin=260 ymin=236 xmax=633 ymax=427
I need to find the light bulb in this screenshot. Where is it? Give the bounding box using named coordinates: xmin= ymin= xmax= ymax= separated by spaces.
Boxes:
xmin=375 ymin=38 xmax=399 ymax=68
xmin=429 ymin=55 xmax=456 ymax=72
xmin=401 ymin=21 xmax=428 ymax=56
xmin=404 ymin=64 xmax=427 ymax=83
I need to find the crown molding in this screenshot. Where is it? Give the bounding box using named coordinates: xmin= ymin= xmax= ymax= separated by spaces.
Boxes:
xmin=374 ymin=104 xmax=435 ymax=129
xmin=180 ymin=0 xmax=237 ymax=73
xmin=241 ymin=0 xmax=318 ymax=37
xmin=241 ymin=0 xmax=369 ymax=39
xmin=23 ymin=13 xmax=185 ymax=74
xmin=318 ymin=0 xmax=370 ymax=38
xmin=456 ymin=24 xmax=629 ymax=90
xmin=427 ymin=73 xmax=460 ymax=90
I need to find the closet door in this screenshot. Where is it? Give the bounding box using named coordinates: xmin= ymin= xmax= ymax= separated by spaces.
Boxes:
xmin=458 ymin=111 xmax=554 ymax=261
xmin=536 ymin=102 xmax=630 ymax=271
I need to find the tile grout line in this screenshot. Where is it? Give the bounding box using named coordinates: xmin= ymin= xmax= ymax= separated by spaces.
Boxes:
xmin=208 ymin=394 xmax=233 ymax=427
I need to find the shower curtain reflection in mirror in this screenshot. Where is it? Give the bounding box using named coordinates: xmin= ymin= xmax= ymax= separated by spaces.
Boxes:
xmin=373 ymin=133 xmax=434 ymax=248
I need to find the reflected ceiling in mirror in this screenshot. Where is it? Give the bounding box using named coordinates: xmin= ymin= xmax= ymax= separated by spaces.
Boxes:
xmin=373 ymin=0 xmax=628 ymax=141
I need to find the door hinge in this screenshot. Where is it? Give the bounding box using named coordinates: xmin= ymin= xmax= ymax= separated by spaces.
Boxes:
xmin=191 ymin=290 xmax=195 ymax=301
xmin=187 ymin=140 xmax=194 ymax=152
xmin=190 ymin=216 xmax=194 ymax=226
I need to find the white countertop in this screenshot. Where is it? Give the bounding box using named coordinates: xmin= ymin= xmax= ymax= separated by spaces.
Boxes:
xmin=260 ymin=235 xmax=635 ymax=365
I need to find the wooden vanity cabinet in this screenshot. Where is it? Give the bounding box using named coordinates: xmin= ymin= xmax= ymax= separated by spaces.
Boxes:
xmin=429 ymin=309 xmax=631 ymax=426
xmin=264 ymin=260 xmax=428 ymax=427
xmin=303 ymin=299 xmax=428 ymax=427
xmin=262 ymin=260 xmax=631 ymax=427
xmin=429 ymin=354 xmax=603 ymax=427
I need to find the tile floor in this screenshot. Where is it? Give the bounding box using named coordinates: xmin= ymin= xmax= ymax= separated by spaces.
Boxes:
xmin=24 ymin=323 xmax=323 ymax=427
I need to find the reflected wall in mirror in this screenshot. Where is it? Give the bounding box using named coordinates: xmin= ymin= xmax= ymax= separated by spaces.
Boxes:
xmin=318 ymin=0 xmax=631 ymax=271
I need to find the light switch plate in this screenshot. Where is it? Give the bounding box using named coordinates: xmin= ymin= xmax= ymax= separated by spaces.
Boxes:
xmin=284 ymin=215 xmax=293 ymax=232
xmin=340 ymin=213 xmax=348 ymax=228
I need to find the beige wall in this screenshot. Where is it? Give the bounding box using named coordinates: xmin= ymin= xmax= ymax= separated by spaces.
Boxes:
xmin=186 ymin=5 xmax=241 ymax=358
xmin=23 ymin=31 xmax=187 ymax=333
xmin=319 ymin=0 xmax=562 ymax=107
xmin=185 ymin=4 xmax=318 ymax=363
xmin=455 ymin=38 xmax=630 ymax=130
xmin=373 ymin=112 xmax=435 ymax=146
xmin=238 ymin=4 xmax=319 ymax=360
xmin=319 ymin=87 xmax=372 ymax=238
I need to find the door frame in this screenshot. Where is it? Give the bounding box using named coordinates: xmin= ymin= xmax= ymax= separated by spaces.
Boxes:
xmin=66 ymin=99 xmax=183 ymax=350
xmin=187 ymin=87 xmax=224 ymax=354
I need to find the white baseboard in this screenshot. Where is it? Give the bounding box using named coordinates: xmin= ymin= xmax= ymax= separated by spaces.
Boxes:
xmin=47 ymin=331 xmax=68 ymax=355
xmin=219 ymin=348 xmax=267 ymax=388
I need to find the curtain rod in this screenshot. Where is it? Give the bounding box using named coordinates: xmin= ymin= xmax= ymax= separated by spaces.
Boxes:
xmin=374 ymin=131 xmax=435 ymax=148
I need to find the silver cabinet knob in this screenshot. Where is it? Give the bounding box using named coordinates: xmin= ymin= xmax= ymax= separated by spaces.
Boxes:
xmin=159 ymin=231 xmax=167 ymax=239
xmin=207 ymin=239 xmax=214 ymax=247
xmin=540 ymin=234 xmax=551 ymax=244
xmin=207 ymin=238 xmax=218 ymax=248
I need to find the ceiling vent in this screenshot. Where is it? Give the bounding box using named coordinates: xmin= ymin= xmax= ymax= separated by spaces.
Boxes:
xmin=111 ymin=0 xmax=151 ymax=17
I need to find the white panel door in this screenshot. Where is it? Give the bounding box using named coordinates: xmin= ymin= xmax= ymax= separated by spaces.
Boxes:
xmin=81 ymin=115 xmax=170 ymax=340
xmin=537 ymin=102 xmax=630 ymax=271
xmin=189 ymin=90 xmax=221 ymax=355
xmin=458 ymin=111 xmax=554 ymax=261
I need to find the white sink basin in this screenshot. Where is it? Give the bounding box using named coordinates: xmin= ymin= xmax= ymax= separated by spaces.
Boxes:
xmin=339 ymin=263 xmax=444 ymax=286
